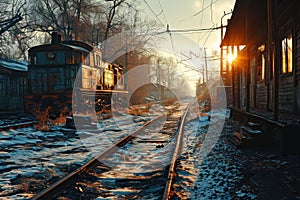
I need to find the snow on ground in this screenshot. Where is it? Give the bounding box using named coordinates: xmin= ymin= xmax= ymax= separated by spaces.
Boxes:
xmin=172 ymin=109 xmax=257 ymax=199
xmin=0 ymin=114 xmax=151 ymax=199
xmin=0 ymin=106 xmax=260 ymax=199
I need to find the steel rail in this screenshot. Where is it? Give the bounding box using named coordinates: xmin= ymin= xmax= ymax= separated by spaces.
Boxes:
xmin=162 ymin=106 xmax=189 ymax=200
xmin=0 ymin=120 xmax=37 ymax=131
xmin=32 ymin=113 xmax=166 ymax=200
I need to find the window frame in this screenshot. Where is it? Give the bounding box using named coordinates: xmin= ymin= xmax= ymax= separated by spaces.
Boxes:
xmin=257 ymin=44 xmax=266 ymax=82
xmin=281 ymin=33 xmax=293 ymax=74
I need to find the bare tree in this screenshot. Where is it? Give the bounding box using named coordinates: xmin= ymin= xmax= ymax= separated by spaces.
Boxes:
xmin=0 ymin=0 xmax=33 ymax=59
xmin=0 ymin=0 xmax=162 ymax=60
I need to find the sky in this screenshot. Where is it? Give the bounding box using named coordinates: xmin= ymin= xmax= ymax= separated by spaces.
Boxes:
xmin=136 ymin=0 xmax=236 ymax=92
xmin=140 ymin=0 xmax=236 ymax=50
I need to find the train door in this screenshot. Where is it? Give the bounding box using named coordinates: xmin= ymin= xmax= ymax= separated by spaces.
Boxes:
xmin=0 ymin=76 xmax=8 ymax=110
xmin=113 ymin=66 xmax=118 ymax=87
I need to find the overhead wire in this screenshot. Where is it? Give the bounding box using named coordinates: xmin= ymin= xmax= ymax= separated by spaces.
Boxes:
xmin=157 ymin=0 xmax=168 ymax=24
xmin=210 ymin=0 xmax=215 ymax=25
xmin=194 ymin=0 xmax=219 ymax=17
xmin=178 ymin=0 xmax=219 ymax=23
xmin=153 ymin=0 xmax=180 ymax=64
xmin=203 ymin=25 xmax=214 ymax=46
xmin=156 ymin=25 xmax=223 ymax=34
xmin=142 ymin=0 xmax=164 ymax=26
xmin=144 ymin=0 xmax=221 ymax=77
xmin=200 ymin=0 xmax=205 ymax=27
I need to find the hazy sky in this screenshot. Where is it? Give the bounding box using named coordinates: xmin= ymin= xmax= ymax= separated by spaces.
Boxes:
xmin=136 ymin=0 xmax=236 ymax=91
xmin=140 ymin=0 xmax=235 ymax=50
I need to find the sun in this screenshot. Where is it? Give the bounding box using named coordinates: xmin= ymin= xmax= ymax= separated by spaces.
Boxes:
xmin=227 ymin=53 xmax=237 ymax=64
xmin=195 ymin=1 xmax=201 ymax=8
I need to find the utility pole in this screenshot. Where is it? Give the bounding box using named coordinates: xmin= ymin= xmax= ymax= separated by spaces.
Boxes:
xmin=202 ymin=64 xmax=205 ymax=84
xmin=204 ymin=47 xmax=208 ymax=82
xmin=157 ymin=58 xmax=161 ymax=101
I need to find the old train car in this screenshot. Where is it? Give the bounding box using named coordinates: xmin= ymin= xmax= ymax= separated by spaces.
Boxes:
xmin=25 ymin=33 xmax=125 ymax=116
xmin=0 ymin=58 xmax=27 ymax=112
xmin=196 ymin=81 xmax=210 ymax=103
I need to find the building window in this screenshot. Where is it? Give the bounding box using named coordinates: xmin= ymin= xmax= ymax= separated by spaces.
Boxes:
xmin=281 ymin=34 xmax=293 ymax=74
xmin=30 ymin=55 xmax=37 ymax=65
xmin=258 ymin=45 xmax=265 ymax=81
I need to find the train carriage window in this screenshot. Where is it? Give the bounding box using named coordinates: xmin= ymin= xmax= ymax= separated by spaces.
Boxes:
xmin=96 ymin=55 xmax=101 ymax=66
xmin=83 ymin=54 xmax=90 ymax=66
xmin=90 ymin=53 xmax=94 ymax=66
xmin=72 ymin=52 xmax=81 ymax=64
xmin=81 ymin=53 xmax=84 ymax=63
xmin=66 ymin=51 xmax=72 ymax=64
xmin=30 ymin=55 xmax=37 ymax=65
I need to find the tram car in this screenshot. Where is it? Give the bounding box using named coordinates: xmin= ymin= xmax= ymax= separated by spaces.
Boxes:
xmin=25 ymin=32 xmax=125 ymax=117
xmin=196 ymin=82 xmax=210 ymax=103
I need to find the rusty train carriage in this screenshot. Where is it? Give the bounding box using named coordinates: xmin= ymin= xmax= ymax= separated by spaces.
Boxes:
xmin=0 ymin=58 xmax=27 ymax=112
xmin=25 ymin=33 xmax=125 ymax=116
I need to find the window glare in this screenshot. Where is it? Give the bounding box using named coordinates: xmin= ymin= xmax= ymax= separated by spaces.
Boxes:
xmin=282 ymin=39 xmax=287 ymax=73
xmin=287 ymin=36 xmax=293 ymax=73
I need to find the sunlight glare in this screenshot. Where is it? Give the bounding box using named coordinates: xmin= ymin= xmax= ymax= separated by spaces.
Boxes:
xmin=227 ymin=53 xmax=236 ymax=64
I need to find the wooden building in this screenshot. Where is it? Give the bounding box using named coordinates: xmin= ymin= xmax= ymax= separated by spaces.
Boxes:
xmin=221 ymin=0 xmax=300 ymax=154
xmin=0 ymin=58 xmax=27 ymax=112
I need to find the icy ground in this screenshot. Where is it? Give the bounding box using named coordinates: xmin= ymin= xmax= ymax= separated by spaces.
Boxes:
xmin=1 ymin=107 xmax=260 ymax=199
xmin=172 ymin=109 xmax=257 ymax=199
xmin=0 ymin=115 xmax=151 ymax=199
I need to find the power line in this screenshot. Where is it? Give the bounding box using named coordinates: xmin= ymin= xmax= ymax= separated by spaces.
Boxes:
xmin=179 ymin=0 xmax=220 ymax=23
xmin=210 ymin=0 xmax=215 ymax=25
xmin=143 ymin=0 xmax=164 ymax=26
xmin=203 ymin=26 xmax=214 ymax=46
xmin=200 ymin=0 xmax=205 ymax=27
xmin=156 ymin=25 xmax=223 ymax=34
xmin=157 ymin=0 xmax=168 ymax=24
xmin=197 ymin=0 xmax=205 ymax=42
xmin=194 ymin=0 xmax=219 ymax=17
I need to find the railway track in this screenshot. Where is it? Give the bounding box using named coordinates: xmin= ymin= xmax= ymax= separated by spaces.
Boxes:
xmin=32 ymin=103 xmax=189 ymax=199
xmin=0 ymin=112 xmax=155 ymax=199
xmin=0 ymin=114 xmax=37 ymax=131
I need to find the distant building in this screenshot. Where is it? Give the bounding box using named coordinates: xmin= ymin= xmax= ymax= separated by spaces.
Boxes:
xmin=0 ymin=57 xmax=27 ymax=112
xmin=221 ymin=0 xmax=300 ymax=154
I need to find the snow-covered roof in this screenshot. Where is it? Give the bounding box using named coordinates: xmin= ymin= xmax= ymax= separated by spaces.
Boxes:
xmin=29 ymin=43 xmax=91 ymax=54
xmin=62 ymin=44 xmax=90 ymax=53
xmin=0 ymin=57 xmax=28 ymax=72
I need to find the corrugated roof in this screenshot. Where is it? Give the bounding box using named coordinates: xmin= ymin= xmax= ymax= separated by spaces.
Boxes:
xmin=0 ymin=57 xmax=28 ymax=72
